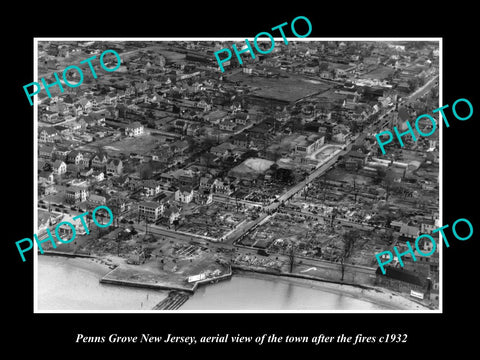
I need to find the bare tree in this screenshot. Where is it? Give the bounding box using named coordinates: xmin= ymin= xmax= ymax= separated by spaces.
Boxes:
xmin=288 ymin=241 xmax=296 ymax=273
xmin=340 ymin=230 xmax=359 ymax=281
xmin=382 ymin=169 xmax=395 ymax=201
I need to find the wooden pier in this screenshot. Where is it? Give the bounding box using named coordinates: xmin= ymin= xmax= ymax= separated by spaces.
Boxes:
xmin=152 ymin=291 xmax=190 ymax=310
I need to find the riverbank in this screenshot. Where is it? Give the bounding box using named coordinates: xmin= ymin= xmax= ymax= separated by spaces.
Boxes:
xmin=37 ymin=255 xmax=169 ymax=311
xmin=233 ymin=268 xmax=431 ymax=311
xmin=38 ymin=254 xmax=430 ymax=311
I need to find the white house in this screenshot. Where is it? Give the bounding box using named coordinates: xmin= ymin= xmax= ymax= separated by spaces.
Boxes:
xmin=175 ymin=186 xmax=194 ymax=204
xmin=125 ymin=122 xmax=144 ymax=137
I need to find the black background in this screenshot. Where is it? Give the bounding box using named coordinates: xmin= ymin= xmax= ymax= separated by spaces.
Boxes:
xmin=6 ymin=3 xmax=478 ymax=355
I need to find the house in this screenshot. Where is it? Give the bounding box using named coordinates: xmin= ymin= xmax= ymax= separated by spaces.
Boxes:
xmin=170 ymin=140 xmax=189 ymax=154
xmin=204 ymin=110 xmax=228 ymax=124
xmin=107 ymin=197 xmax=128 ymax=215
xmin=210 ymin=142 xmax=236 ymax=158
xmin=39 ymin=144 xmax=55 ymax=159
xmin=39 ymin=127 xmax=58 ymax=143
xmin=194 ymin=189 xmax=213 ymax=205
xmin=143 ymin=180 xmax=161 ymax=197
xmin=38 ymin=170 xmax=54 ymax=184
xmin=151 ymin=148 xmax=171 ymax=162
xmin=91 ymin=171 xmax=105 ymax=182
xmin=66 ymin=150 xmax=84 ymax=165
xmin=231 ymin=133 xmax=250 ymax=148
xmin=65 ymin=185 xmax=89 ymax=204
xmin=65 ymin=120 xmax=83 ymax=132
xmin=41 ymin=110 xmax=60 ymax=123
xmin=91 ymin=152 xmax=109 ymax=171
xmin=52 ymin=160 xmax=67 ymax=175
xmin=186 ymin=123 xmax=202 ymax=136
xmin=345 ymin=150 xmax=367 ymax=171
xmin=421 ymin=220 xmax=437 ymax=234
xmin=196 ymin=99 xmax=211 ymax=112
xmin=88 ymin=194 xmax=107 ymax=206
xmin=234 ymin=112 xmax=250 ymax=125
xmin=80 ymin=168 xmax=94 ymax=177
xmin=77 ymin=98 xmax=93 ymax=112
xmin=48 ymin=102 xmax=70 ymax=116
xmin=55 ymin=213 xmax=89 ymax=237
xmin=138 ymin=201 xmax=164 ymax=221
xmin=90 ymin=112 xmax=106 ymax=126
xmin=79 ymin=114 xmax=97 ymax=128
xmin=219 ymin=119 xmax=236 ymax=131
xmin=319 ymin=70 xmax=334 ymax=80
xmin=212 ymin=178 xmax=234 ymax=196
xmin=399 ymin=223 xmax=420 ymax=240
xmin=175 ymin=186 xmax=194 ymax=204
xmin=125 ymin=121 xmax=144 ymax=137
xmin=199 ymin=176 xmax=214 ymax=191
xmin=38 ymin=159 xmax=51 ymax=172
xmin=332 ymin=124 xmax=350 ymax=143
xmin=53 ymin=147 xmax=70 ymax=161
xmin=66 ymin=163 xmax=80 ymax=176
xmin=105 ymin=92 xmax=117 ymax=105
xmin=79 ymin=153 xmax=93 ymax=169
xmin=106 ymin=159 xmax=123 ymax=176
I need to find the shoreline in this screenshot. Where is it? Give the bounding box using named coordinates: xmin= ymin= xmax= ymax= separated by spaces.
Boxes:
xmin=232 ymin=269 xmax=431 ymax=311
xmin=38 ymin=254 xmax=432 ymax=311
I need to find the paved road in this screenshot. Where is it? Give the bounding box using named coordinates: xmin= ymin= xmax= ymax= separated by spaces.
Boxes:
xmin=405 ymin=75 xmax=438 ymax=102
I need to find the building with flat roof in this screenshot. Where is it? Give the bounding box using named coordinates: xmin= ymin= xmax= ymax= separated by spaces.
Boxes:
xmin=138 ymin=201 xmax=164 ymax=221
xmin=293 ymin=134 xmax=325 ymax=155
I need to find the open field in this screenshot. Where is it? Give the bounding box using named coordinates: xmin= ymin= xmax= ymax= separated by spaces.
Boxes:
xmin=360 ymin=65 xmax=395 ymax=80
xmin=79 ymin=133 xmax=162 ymax=155
xmin=227 ymin=71 xmax=331 ymax=102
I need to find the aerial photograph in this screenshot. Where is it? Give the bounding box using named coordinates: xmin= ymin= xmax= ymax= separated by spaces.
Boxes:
xmin=34 ymin=39 xmax=440 ymax=311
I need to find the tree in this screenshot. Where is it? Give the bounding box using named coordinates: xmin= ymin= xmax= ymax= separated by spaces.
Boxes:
xmin=340 ymin=230 xmax=359 ymax=281
xmin=319 ymin=62 xmax=329 ymax=72
xmin=270 ymin=163 xmax=279 ymax=180
xmin=407 ymin=78 xmax=419 ymax=92
xmin=139 ymin=163 xmax=153 ymax=180
xmin=288 ymin=241 xmax=296 ymax=273
xmin=382 ymin=169 xmax=395 ymax=201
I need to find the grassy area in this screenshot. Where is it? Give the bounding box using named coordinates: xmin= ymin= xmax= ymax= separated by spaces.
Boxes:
xmin=227 ymin=71 xmax=331 ymax=102
xmin=80 ymin=133 xmax=162 ymax=156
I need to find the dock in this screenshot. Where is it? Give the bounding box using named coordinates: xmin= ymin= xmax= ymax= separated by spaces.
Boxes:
xmin=152 ymin=291 xmax=191 ymax=310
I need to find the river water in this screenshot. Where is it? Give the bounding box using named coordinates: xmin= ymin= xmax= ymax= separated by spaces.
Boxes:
xmin=37 ymin=256 xmax=387 ymax=311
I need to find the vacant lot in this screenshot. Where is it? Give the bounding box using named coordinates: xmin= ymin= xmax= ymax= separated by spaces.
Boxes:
xmin=360 ymin=65 xmax=395 ymax=80
xmin=227 ymin=71 xmax=331 ymax=102
xmin=79 ymin=133 xmax=163 ymax=156
xmin=179 ymin=201 xmax=250 ymax=239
